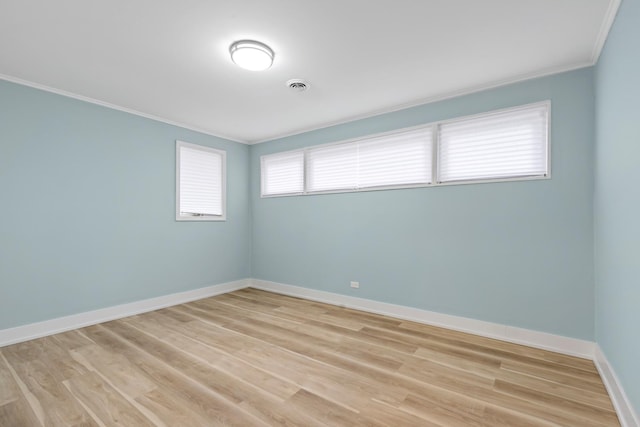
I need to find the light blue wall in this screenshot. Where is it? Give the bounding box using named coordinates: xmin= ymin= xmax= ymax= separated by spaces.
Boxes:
xmin=0 ymin=80 xmax=251 ymax=329
xmin=1 ymin=68 xmax=598 ymax=343
xmin=251 ymin=68 xmax=596 ymax=340
xmin=595 ymin=0 xmax=640 ymax=413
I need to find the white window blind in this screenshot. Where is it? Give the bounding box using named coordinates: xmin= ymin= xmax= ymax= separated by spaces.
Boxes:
xmin=438 ymin=103 xmax=548 ymax=183
xmin=261 ymin=151 xmax=304 ymax=196
xmin=176 ymin=141 xmax=225 ymax=220
xmin=260 ymin=102 xmax=550 ymax=198
xmin=305 ymin=126 xmax=433 ymax=193
xmin=358 ymin=128 xmax=432 ymax=188
xmin=307 ymin=143 xmax=359 ymax=192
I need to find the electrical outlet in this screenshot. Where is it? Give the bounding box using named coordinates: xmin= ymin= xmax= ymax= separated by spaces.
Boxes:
xmin=350 ymin=281 xmax=360 ymax=289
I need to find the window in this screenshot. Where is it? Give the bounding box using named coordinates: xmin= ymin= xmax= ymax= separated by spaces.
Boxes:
xmin=261 ymin=125 xmax=433 ymax=196
xmin=260 ymin=101 xmax=549 ymax=197
xmin=176 ymin=141 xmax=226 ymax=221
xmin=307 ymin=142 xmax=359 ymax=192
xmin=306 ymin=127 xmax=432 ymax=193
xmin=356 ymin=128 xmax=432 ymax=188
xmin=261 ymin=150 xmax=304 ymax=196
xmin=437 ymin=103 xmax=549 ymax=183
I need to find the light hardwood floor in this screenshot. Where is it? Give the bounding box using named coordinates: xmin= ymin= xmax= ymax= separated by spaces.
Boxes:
xmin=0 ymin=288 xmax=620 ymax=426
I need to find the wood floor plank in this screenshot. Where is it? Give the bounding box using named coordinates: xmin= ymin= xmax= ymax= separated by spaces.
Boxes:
xmin=70 ymin=344 xmax=158 ymax=398
xmin=355 ymin=398 xmax=443 ymax=427
xmin=235 ymin=288 xmax=330 ymax=313
xmin=0 ymin=397 xmax=44 ymax=427
xmin=123 ymin=312 xmax=300 ymax=401
xmin=119 ymin=315 xmax=330 ymax=426
xmin=189 ymin=297 xmax=352 ymax=351
xmin=479 ymin=405 xmax=562 ymax=427
xmin=398 ymin=359 xmax=608 ymax=427
xmin=493 ymin=379 xmax=620 ymax=426
xmin=135 ymin=385 xmax=230 ymax=427
xmin=495 ymin=367 xmax=616 ymax=411
xmin=64 ymin=371 xmax=155 ymax=426
xmin=2 ymin=352 xmax=98 ymax=426
xmin=325 ymin=306 xmax=404 ymax=329
xmin=397 ymin=321 xmax=603 ymax=383
xmin=0 ymin=352 xmax=20 ymax=407
xmin=500 ymin=359 xmax=609 ymax=394
xmin=81 ymin=325 xmax=269 ymax=427
xmin=236 ymin=394 xmax=330 ymax=427
xmin=399 ymin=392 xmax=488 ymax=427
xmin=146 ymin=313 xmax=301 ymax=400
xmin=51 ymin=329 xmax=95 ymax=350
xmin=285 ymin=388 xmax=359 ymax=426
xmin=398 ymin=319 xmax=599 ymax=373
xmin=37 ymin=336 xmax=91 ymax=382
xmin=103 ymin=320 xmax=256 ymax=406
xmin=0 ymin=289 xmax=620 ymax=426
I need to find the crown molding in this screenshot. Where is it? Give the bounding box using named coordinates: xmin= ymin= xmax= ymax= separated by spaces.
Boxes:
xmin=0 ymin=73 xmax=247 ymax=144
xmin=591 ymin=0 xmax=622 ymax=64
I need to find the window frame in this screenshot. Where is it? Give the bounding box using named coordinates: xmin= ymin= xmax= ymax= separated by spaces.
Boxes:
xmin=261 ymin=123 xmax=436 ymax=197
xmin=260 ymin=150 xmax=305 ymax=197
xmin=176 ymin=140 xmax=227 ymax=221
xmin=260 ymin=101 xmax=550 ymax=198
xmin=435 ymin=101 xmax=551 ymax=185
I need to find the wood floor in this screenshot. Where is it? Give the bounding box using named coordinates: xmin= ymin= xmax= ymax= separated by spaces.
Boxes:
xmin=0 ymin=289 xmax=619 ymax=426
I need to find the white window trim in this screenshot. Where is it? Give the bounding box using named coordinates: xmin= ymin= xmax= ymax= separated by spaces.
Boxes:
xmin=176 ymin=140 xmax=227 ymax=221
xmin=260 ymin=101 xmax=550 ymax=198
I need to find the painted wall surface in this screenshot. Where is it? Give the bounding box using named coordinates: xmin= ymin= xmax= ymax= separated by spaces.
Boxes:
xmin=251 ymin=69 xmax=595 ymax=340
xmin=0 ymin=80 xmax=251 ymax=329
xmin=595 ymin=0 xmax=640 ymax=413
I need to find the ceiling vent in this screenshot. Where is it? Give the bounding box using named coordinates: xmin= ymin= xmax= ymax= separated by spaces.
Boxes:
xmin=287 ymin=79 xmax=309 ymax=92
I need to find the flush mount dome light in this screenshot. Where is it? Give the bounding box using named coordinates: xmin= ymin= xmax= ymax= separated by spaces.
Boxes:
xmin=229 ymin=40 xmax=274 ymax=71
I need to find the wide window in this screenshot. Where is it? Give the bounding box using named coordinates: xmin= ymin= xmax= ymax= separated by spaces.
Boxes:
xmin=437 ymin=103 xmax=549 ymax=183
xmin=262 ymin=125 xmax=433 ymax=196
xmin=260 ymin=101 xmax=549 ymax=197
xmin=306 ymin=127 xmax=432 ymax=193
xmin=176 ymin=141 xmax=226 ymax=221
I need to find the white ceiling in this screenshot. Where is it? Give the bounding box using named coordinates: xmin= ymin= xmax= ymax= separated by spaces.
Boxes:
xmin=0 ymin=0 xmax=618 ymax=143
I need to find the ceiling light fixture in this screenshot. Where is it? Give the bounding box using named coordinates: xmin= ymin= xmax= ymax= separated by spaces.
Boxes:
xmin=229 ymin=40 xmax=274 ymax=71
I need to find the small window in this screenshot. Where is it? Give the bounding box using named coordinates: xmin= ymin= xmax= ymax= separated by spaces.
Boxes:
xmin=357 ymin=128 xmax=432 ymax=189
xmin=261 ymin=151 xmax=304 ymax=196
xmin=176 ymin=141 xmax=226 ymax=221
xmin=307 ymin=142 xmax=359 ymax=192
xmin=437 ymin=103 xmax=549 ymax=183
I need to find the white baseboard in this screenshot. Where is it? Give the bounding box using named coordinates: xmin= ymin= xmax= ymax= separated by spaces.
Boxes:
xmin=0 ymin=276 xmax=597 ymax=359
xmin=250 ymin=279 xmax=595 ymax=359
xmin=594 ymin=345 xmax=640 ymax=427
xmin=0 ymin=279 xmax=250 ymax=347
